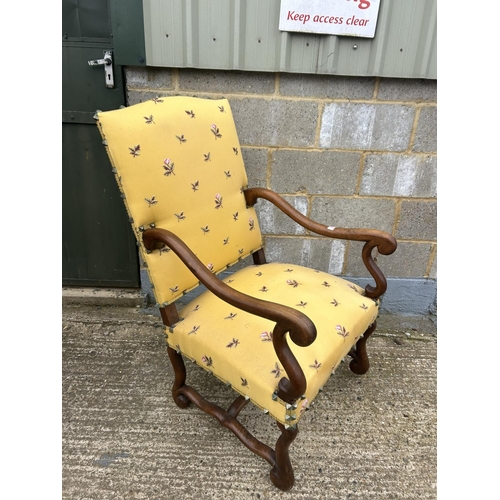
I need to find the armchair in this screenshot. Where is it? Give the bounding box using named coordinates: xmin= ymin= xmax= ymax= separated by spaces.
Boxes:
xmin=95 ymin=96 xmax=396 ymax=491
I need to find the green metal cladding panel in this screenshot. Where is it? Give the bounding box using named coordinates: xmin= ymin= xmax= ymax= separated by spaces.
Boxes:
xmin=110 ymin=0 xmax=147 ymax=66
xmin=139 ymin=0 xmax=436 ymax=78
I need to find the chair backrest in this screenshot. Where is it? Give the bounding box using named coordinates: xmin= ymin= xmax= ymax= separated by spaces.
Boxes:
xmin=96 ymin=96 xmax=264 ymax=306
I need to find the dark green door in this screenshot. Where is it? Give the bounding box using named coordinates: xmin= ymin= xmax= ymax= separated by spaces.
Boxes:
xmin=62 ymin=0 xmax=140 ymax=287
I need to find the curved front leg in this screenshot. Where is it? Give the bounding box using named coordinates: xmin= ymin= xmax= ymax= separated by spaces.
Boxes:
xmin=270 ymin=422 xmax=298 ymax=491
xmin=348 ymin=322 xmax=377 ymax=375
xmin=167 ymin=346 xmax=191 ymax=408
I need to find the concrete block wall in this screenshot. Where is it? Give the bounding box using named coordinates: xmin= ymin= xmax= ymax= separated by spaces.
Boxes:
xmin=125 ymin=68 xmax=437 ymax=317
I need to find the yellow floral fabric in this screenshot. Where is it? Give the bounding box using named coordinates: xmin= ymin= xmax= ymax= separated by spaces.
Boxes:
xmin=96 ymin=95 xmax=379 ymax=426
xmin=96 ymin=96 xmax=263 ymax=305
xmin=169 ymin=263 xmax=379 ymax=425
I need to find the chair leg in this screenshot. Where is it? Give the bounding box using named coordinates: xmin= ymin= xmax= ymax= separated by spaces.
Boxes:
xmin=348 ymin=321 xmax=377 ymax=375
xmin=160 ymin=305 xmax=191 ymax=408
xmin=269 ymin=422 xmax=298 ymax=491
xmin=165 ymin=344 xmax=299 ymax=491
xmin=167 ymin=346 xmax=191 ymax=408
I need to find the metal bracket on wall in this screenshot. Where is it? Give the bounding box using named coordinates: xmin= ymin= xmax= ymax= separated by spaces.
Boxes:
xmin=88 ymin=50 xmax=114 ymax=89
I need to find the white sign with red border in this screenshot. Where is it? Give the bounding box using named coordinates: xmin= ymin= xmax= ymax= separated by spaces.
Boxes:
xmin=279 ymin=0 xmax=381 ymax=38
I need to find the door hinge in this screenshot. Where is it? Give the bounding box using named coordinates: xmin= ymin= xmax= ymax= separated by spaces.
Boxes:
xmin=88 ymin=50 xmax=114 ymax=89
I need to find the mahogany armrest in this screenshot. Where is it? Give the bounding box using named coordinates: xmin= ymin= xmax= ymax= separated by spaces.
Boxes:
xmin=244 ymin=187 xmax=397 ymax=299
xmin=142 ymin=227 xmax=316 ymax=402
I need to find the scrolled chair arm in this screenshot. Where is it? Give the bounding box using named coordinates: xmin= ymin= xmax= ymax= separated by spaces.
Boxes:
xmin=143 ymin=228 xmax=316 ymax=403
xmin=244 ymin=187 xmax=397 ymax=299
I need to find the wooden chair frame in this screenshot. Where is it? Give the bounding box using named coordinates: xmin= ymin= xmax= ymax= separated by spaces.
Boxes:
xmin=142 ymin=186 xmax=396 ymax=491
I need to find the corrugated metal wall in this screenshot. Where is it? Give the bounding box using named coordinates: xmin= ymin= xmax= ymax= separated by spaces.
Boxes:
xmin=143 ymin=0 xmax=436 ymax=79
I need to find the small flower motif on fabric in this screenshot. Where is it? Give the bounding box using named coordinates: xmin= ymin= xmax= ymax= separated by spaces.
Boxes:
xmin=128 ymin=145 xmax=140 ymax=157
xmin=260 ymin=331 xmax=273 ymax=342
xmin=163 ymin=158 xmax=175 ymax=176
xmin=348 ymin=284 xmax=359 ymax=292
xmin=309 ymin=360 xmax=322 ymax=371
xmin=224 ymin=170 xmax=231 ymax=178
xmin=284 ymin=268 xmax=294 ymax=273
xmin=201 ymin=225 xmax=210 ymax=235
xmin=296 ymin=301 xmax=307 ymax=307
xmin=360 ymin=303 xmax=368 ymax=311
xmin=176 ymin=134 xmax=187 ymax=144
xmin=271 ymin=363 xmax=283 ymax=378
xmin=249 ymin=218 xmax=255 ymax=230
xmin=226 ymin=338 xmax=240 ymax=348
xmin=202 ymin=355 xmax=213 ymax=367
xmin=241 ymin=377 xmax=248 ymax=387
xmin=174 ymin=211 xmax=186 ymax=222
xmin=159 ymin=245 xmax=171 ymax=255
xmin=225 ymin=313 xmax=237 ymax=320
xmin=255 ymin=272 xmax=263 ymax=276
xmin=152 ymin=97 xmax=163 ymax=104
xmin=204 ymin=152 xmax=211 ymax=162
xmin=259 ymin=286 xmax=268 ymax=292
xmin=300 ymin=399 xmax=309 ymax=414
xmin=233 ymin=147 xmax=239 ymax=155
xmin=233 ymin=212 xmax=239 ymax=221
xmin=185 ymin=110 xmax=195 ymax=118
xmin=238 ymin=248 xmax=244 ymax=255
xmin=223 ymin=237 xmax=229 ymax=245
xmin=145 ymin=196 xmax=158 ymax=207
xmin=331 ymin=298 xmax=340 ymax=306
xmin=211 ymin=124 xmax=222 ymax=139
xmin=188 ymin=326 xmax=200 ymax=335
xmin=336 ymin=325 xmax=350 ymax=342
xmin=169 ymin=285 xmax=179 ymax=294
xmin=191 ymin=181 xmax=199 ymax=191
xmin=287 ymin=279 xmax=299 ymax=288
xmin=214 ymin=193 xmax=223 ymax=209
xmin=322 ymin=281 xmax=331 ymax=287
xmin=192 ymin=304 xmax=200 ymax=312
xmin=218 ymin=105 xmax=225 ymax=113
xmin=144 ymin=115 xmax=155 ymax=124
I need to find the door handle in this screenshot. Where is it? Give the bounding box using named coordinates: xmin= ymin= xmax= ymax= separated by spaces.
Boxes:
xmin=88 ymin=50 xmax=114 ymax=89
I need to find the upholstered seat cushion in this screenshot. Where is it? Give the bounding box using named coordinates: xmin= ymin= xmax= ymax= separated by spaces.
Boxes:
xmin=167 ymin=262 xmax=379 ymax=425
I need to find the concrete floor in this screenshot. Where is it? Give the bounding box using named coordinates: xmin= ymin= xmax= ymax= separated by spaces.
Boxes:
xmin=62 ymin=304 xmax=436 ymax=500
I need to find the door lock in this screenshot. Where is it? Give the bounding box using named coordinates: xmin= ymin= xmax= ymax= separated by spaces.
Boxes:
xmin=88 ymin=50 xmax=114 ymax=89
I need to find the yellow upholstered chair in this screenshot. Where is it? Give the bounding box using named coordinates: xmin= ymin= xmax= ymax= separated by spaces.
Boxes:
xmin=95 ymin=96 xmax=397 ymax=491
